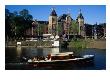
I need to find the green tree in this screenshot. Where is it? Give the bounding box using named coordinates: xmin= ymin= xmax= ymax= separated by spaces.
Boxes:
xmin=5 ymin=9 xmax=16 ymax=40
xmin=38 ymin=23 xmax=47 ymax=35
xmin=56 ymin=22 xmax=62 ymax=35
xmin=70 ymin=20 xmax=79 ymax=35
xmin=15 ymin=9 xmax=33 ymax=40
xmin=5 ymin=9 xmax=33 ymax=40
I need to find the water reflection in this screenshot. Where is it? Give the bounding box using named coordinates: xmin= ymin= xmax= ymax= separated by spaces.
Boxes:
xmin=51 ymin=48 xmax=59 ymax=54
xmin=22 ymin=47 xmax=60 ymax=58
xmin=16 ymin=46 xmax=22 ymax=58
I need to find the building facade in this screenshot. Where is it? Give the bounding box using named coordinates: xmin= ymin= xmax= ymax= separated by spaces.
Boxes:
xmin=26 ymin=8 xmax=85 ymax=38
xmin=58 ymin=14 xmax=72 ymax=36
xmin=26 ymin=20 xmax=48 ymax=38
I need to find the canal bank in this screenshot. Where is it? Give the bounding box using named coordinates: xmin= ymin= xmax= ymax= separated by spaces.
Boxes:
xmin=5 ymin=39 xmax=106 ymax=49
xmin=86 ymin=40 xmax=106 ymax=49
xmin=6 ymin=41 xmax=53 ymax=47
xmin=68 ymin=39 xmax=106 ymax=49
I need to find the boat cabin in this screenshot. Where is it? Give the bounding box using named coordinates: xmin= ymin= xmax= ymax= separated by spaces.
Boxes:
xmin=48 ymin=52 xmax=74 ymax=60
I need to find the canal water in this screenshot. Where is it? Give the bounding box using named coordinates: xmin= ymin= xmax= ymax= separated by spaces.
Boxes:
xmin=5 ymin=47 xmax=106 ymax=70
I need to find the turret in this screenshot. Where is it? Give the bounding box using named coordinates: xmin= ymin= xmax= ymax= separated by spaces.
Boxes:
xmin=48 ymin=8 xmax=58 ymax=35
xmin=77 ymin=9 xmax=85 ymax=36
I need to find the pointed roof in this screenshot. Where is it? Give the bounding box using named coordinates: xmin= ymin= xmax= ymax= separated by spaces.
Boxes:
xmin=77 ymin=9 xmax=84 ymax=19
xmin=58 ymin=14 xmax=73 ymax=22
xmin=50 ymin=8 xmax=57 ymax=16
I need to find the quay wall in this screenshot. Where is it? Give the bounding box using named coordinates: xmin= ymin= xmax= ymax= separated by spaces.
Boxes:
xmin=5 ymin=39 xmax=106 ymax=49
xmin=86 ymin=40 xmax=106 ymax=49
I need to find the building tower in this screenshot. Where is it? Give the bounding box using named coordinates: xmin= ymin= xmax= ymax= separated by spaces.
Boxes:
xmin=48 ymin=8 xmax=58 ymax=36
xmin=77 ymin=9 xmax=85 ymax=36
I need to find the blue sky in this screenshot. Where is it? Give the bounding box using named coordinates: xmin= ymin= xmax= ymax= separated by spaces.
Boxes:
xmin=6 ymin=5 xmax=106 ymax=24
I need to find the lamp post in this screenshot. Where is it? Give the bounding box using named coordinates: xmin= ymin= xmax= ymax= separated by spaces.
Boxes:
xmin=94 ymin=23 xmax=97 ymax=39
xmin=32 ymin=22 xmax=34 ymax=40
xmin=67 ymin=23 xmax=69 ymax=40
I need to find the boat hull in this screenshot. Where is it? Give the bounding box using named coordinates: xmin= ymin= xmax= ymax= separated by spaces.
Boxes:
xmin=29 ymin=56 xmax=94 ymax=67
xmin=6 ymin=55 xmax=94 ymax=69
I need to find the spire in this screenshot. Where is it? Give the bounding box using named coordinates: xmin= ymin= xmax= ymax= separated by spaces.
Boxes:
xmin=50 ymin=7 xmax=57 ymax=16
xmin=51 ymin=7 xmax=55 ymax=11
xmin=79 ymin=9 xmax=81 ymax=14
xmin=77 ymin=9 xmax=84 ymax=19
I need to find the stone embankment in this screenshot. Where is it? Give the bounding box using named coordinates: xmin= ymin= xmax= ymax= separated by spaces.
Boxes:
xmin=87 ymin=39 xmax=106 ymax=49
xmin=6 ymin=39 xmax=106 ymax=49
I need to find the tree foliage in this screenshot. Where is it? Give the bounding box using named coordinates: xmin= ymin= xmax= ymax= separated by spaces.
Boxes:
xmin=5 ymin=9 xmax=33 ymax=40
xmin=70 ymin=20 xmax=79 ymax=34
